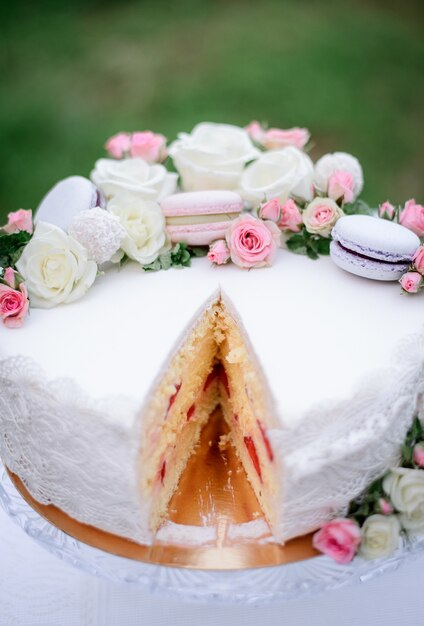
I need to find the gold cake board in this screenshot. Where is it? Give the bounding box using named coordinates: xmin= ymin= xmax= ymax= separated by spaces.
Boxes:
xmin=7 ymin=410 xmax=318 ymax=570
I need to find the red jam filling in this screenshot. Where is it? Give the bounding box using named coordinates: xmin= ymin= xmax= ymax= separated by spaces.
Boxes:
xmin=244 ymin=436 xmax=262 ymax=481
xmin=203 ymin=363 xmax=230 ymax=397
xmin=257 ymin=420 xmax=274 ymax=462
xmin=166 ymin=382 xmax=182 ymax=416
xmin=186 ymin=403 xmax=196 ymax=421
xmin=159 ymin=460 xmax=166 ymax=484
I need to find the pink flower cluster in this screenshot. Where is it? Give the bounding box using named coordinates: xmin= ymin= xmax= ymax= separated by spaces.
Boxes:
xmin=245 ymin=121 xmax=310 ymax=151
xmin=379 ymin=198 xmax=424 ymax=238
xmin=105 ymin=131 xmax=167 ymax=163
xmin=2 ymin=209 xmax=33 ymax=234
xmin=207 ymin=214 xmax=281 ymax=269
xmin=0 ymin=268 xmax=29 ymax=328
xmin=400 ymin=246 xmax=424 ymax=294
xmin=259 ymin=198 xmax=303 ymax=232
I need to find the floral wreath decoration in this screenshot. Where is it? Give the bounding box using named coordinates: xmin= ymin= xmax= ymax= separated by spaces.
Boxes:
xmin=0 ymin=124 xmax=423 ymax=565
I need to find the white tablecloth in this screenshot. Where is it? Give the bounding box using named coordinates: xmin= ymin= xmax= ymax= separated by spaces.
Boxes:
xmin=1 ymin=506 xmax=424 ymax=626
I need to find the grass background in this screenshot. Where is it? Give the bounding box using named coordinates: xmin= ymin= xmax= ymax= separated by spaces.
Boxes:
xmin=1 ymin=0 xmax=423 ymax=222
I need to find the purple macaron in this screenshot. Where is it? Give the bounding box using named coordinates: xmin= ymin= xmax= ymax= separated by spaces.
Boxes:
xmin=330 ymin=215 xmax=420 ymax=281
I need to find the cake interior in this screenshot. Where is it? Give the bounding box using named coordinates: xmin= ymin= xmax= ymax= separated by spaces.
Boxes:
xmin=139 ymin=298 xmax=279 ymax=539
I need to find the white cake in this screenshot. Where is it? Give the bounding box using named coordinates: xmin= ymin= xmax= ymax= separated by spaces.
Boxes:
xmin=1 ymin=251 xmax=423 ymax=544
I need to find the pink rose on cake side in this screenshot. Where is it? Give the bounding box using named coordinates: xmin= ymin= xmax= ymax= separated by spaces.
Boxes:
xmin=413 ymin=246 xmax=424 ymax=275
xmin=3 ymin=209 xmax=33 ymax=234
xmin=313 ymin=518 xmax=361 ymax=564
xmin=399 ymin=199 xmax=424 ymax=237
xmin=400 ymin=271 xmax=423 ymax=294
xmin=303 ymin=198 xmax=344 ymax=238
xmin=379 ymin=201 xmax=396 ymax=220
xmin=278 ymin=199 xmax=303 ymax=233
xmin=226 ymin=214 xmax=281 ymax=269
xmin=208 ymin=240 xmax=230 ymax=265
xmin=327 ymin=170 xmax=355 ymax=205
xmin=413 ymin=443 xmax=424 ymax=468
xmin=0 ymin=268 xmax=29 ymax=329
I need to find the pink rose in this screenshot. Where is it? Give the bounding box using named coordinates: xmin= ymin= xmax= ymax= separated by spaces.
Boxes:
xmin=263 ymin=127 xmax=310 ymax=150
xmin=313 ymin=518 xmax=361 ymax=564
xmin=3 ymin=209 xmax=33 ymax=234
xmin=245 ymin=120 xmax=265 ymax=144
xmin=226 ymin=214 xmax=281 ymax=269
xmin=412 ymin=246 xmax=424 ymax=275
xmin=399 ymin=199 xmax=424 ymax=237
xmin=379 ymin=201 xmax=396 ymax=220
xmin=413 ymin=443 xmax=424 ymax=468
xmin=327 ymin=170 xmax=355 ymax=204
xmin=400 ymin=271 xmax=423 ymax=294
xmin=0 ymin=269 xmax=29 ymax=329
xmin=105 ymin=132 xmax=131 ymax=159
xmin=129 ymin=131 xmax=167 ymax=163
xmin=208 ymin=239 xmax=230 ymax=265
xmin=378 ymin=498 xmax=394 ymax=515
xmin=258 ymin=198 xmax=281 ymax=222
xmin=277 ymin=198 xmax=303 ymax=233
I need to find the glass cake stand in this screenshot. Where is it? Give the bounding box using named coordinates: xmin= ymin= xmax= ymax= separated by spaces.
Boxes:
xmin=2 ymin=411 xmax=424 ymax=604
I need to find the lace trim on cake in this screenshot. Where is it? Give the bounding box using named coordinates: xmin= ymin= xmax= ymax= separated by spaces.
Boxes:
xmin=0 ymin=325 xmax=423 ymax=545
xmin=0 ymin=356 xmax=151 ymax=543
xmin=269 ymin=328 xmax=424 ymax=541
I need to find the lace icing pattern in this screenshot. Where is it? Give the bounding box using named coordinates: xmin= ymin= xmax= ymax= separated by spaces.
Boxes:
xmin=269 ymin=330 xmax=424 ymax=541
xmin=0 ymin=356 xmax=151 ymax=544
xmin=0 ymin=327 xmax=423 ymax=546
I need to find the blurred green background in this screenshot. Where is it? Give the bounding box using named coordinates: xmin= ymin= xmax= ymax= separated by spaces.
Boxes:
xmin=1 ymin=0 xmax=423 ymax=223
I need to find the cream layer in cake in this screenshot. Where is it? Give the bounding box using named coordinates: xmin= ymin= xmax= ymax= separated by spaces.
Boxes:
xmin=0 ymin=252 xmax=423 ymax=544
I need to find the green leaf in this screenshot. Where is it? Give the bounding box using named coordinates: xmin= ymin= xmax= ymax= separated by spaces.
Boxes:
xmin=0 ymin=231 xmax=32 ymax=269
xmin=314 ymin=237 xmax=331 ymax=255
xmin=188 ymin=246 xmax=208 ymax=258
xmin=343 ymin=200 xmax=374 ymax=216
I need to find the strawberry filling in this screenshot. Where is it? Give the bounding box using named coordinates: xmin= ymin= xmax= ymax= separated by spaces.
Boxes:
xmin=166 ymin=382 xmax=182 ymax=416
xmin=186 ymin=403 xmax=196 ymax=421
xmin=159 ymin=460 xmax=166 ymax=484
xmin=244 ymin=436 xmax=262 ymax=481
xmin=257 ymin=420 xmax=274 ymax=462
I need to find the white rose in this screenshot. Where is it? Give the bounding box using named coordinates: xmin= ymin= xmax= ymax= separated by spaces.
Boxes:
xmin=239 ymin=147 xmax=314 ymax=206
xmin=359 ymin=514 xmax=401 ymax=560
xmin=168 ymin=122 xmax=259 ymax=191
xmin=314 ymin=152 xmax=364 ymax=201
xmin=383 ymin=468 xmax=424 ymax=534
xmin=16 ymin=222 xmax=97 ymax=309
xmin=90 ymin=158 xmax=177 ymax=202
xmin=302 ymin=197 xmax=344 ymax=237
xmin=108 ymin=194 xmax=167 ymax=265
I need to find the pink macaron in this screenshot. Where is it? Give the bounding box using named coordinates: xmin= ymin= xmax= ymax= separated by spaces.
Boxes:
xmin=160 ymin=190 xmax=243 ymax=246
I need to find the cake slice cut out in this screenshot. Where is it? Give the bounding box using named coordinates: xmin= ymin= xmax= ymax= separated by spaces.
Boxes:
xmin=138 ymin=294 xmax=279 ymax=539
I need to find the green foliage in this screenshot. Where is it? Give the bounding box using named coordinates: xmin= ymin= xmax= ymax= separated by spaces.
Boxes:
xmin=343 ymin=200 xmax=375 ymax=216
xmin=143 ymin=242 xmax=196 ymax=272
xmin=286 ymin=229 xmax=331 ymax=260
xmin=0 ymin=231 xmax=32 ymax=269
